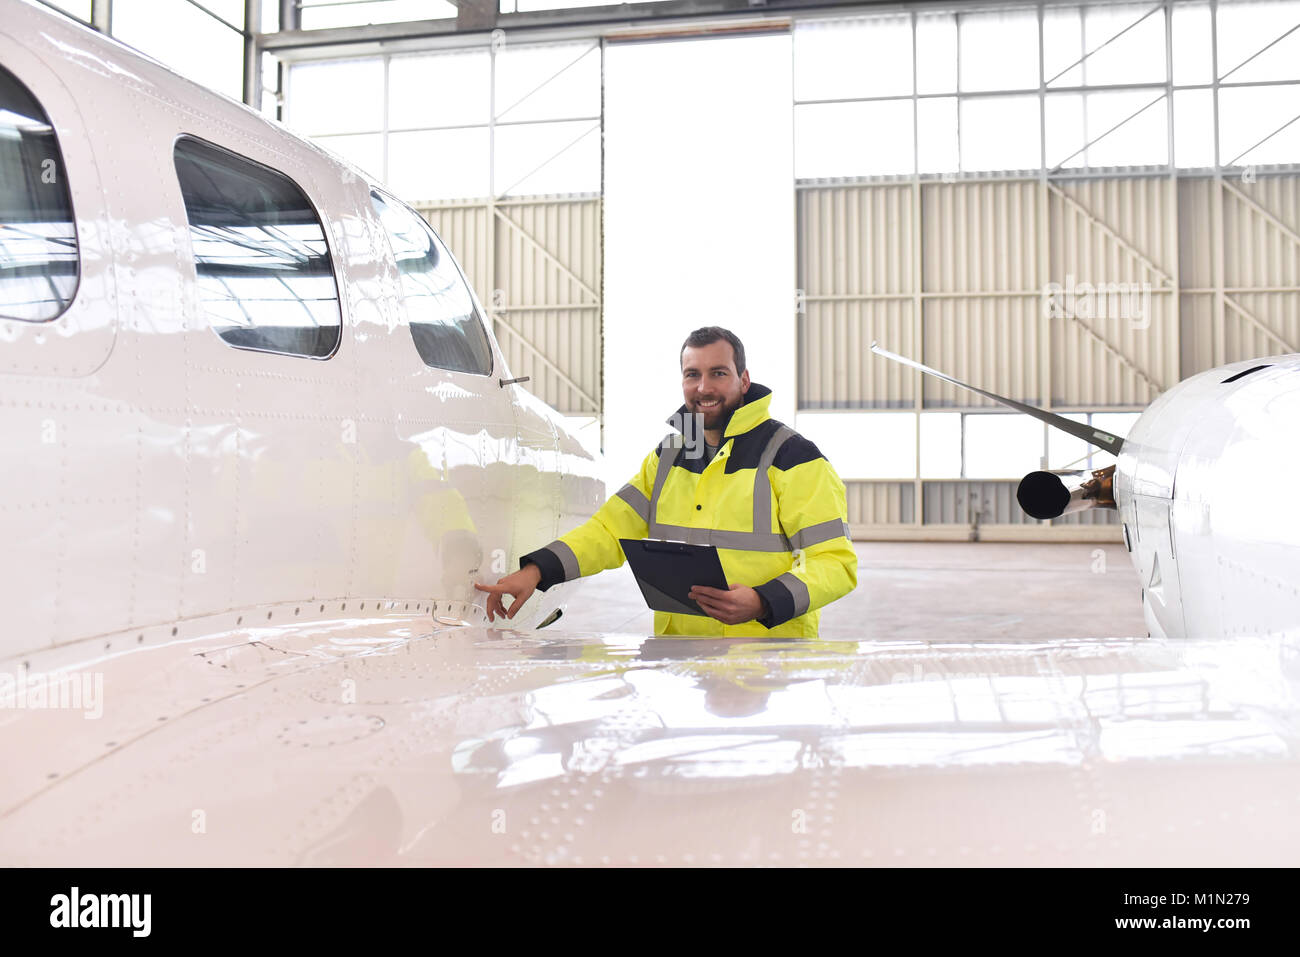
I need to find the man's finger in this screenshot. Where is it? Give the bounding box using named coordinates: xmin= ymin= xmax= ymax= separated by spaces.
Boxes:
xmin=506 ymin=588 xmax=532 ymax=619
xmin=474 ymin=582 xmax=510 ymax=594
xmin=690 ymin=585 xmax=729 ymax=599
xmin=694 ymin=598 xmax=726 ymax=618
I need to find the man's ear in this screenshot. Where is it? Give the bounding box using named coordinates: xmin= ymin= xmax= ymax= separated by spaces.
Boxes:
xmin=741 ymin=369 xmax=751 ymax=391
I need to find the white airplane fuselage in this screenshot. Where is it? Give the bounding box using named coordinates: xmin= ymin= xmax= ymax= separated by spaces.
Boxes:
xmin=1 ymin=0 xmax=603 ymax=667
xmin=1115 ymin=356 xmax=1300 ymax=641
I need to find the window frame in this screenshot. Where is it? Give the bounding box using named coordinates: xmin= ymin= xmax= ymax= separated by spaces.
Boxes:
xmin=0 ymin=61 xmax=82 ymax=324
xmin=369 ymin=185 xmax=495 ymax=377
xmin=172 ymin=133 xmax=344 ymax=361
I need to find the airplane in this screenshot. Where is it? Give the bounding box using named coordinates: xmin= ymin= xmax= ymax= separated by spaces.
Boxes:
xmin=2 ymin=0 xmax=1300 ymax=868
xmin=869 ymin=343 xmax=1300 ymax=644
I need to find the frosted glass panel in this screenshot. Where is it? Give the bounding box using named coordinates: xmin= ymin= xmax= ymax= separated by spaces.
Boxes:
xmin=917 ymin=14 xmax=958 ymax=94
xmin=1044 ymin=6 xmax=1085 ymax=87
xmin=1174 ymin=89 xmax=1216 ymax=167
xmin=794 ymin=15 xmax=914 ymax=101
xmin=288 ymin=59 xmax=384 ymax=136
xmin=1085 ymin=90 xmax=1169 ymax=167
xmin=388 ymin=128 xmax=491 ymax=201
xmin=918 ymin=97 xmax=959 ymax=174
xmin=1078 ymin=4 xmax=1167 ymax=86
xmin=494 ymin=120 xmax=600 ymax=195
xmin=797 ymin=413 xmax=918 ymax=480
xmin=1172 ymin=3 xmax=1214 ymax=85
xmin=495 ymin=43 xmax=601 ymax=122
xmin=1046 ymin=94 xmax=1086 ymax=169
xmin=960 ymin=97 xmax=1041 ymax=171
xmin=920 ymin=413 xmax=961 ymax=478
xmin=114 ymin=0 xmax=244 ymax=100
xmin=1217 ymin=0 xmax=1300 ymax=83
xmin=964 ymin=415 xmax=1044 ymax=479
xmin=1219 ymin=83 xmax=1300 ymax=165
xmin=389 ymin=52 xmax=491 ymax=129
xmin=960 ymin=11 xmax=1040 ymax=92
xmin=795 ymin=100 xmax=914 ymax=178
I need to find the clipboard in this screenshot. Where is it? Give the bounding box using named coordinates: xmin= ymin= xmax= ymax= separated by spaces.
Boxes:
xmin=619 ymin=538 xmax=729 ymax=616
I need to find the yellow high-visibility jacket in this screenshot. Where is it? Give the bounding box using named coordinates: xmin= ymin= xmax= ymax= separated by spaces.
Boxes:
xmin=521 ymin=384 xmax=857 ymax=637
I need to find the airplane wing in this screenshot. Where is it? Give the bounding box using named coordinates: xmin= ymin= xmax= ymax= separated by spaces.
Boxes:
xmin=4 ymin=614 xmax=1299 ymax=866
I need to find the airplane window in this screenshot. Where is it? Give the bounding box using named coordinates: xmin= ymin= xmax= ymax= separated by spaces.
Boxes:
xmin=370 ymin=190 xmax=493 ymax=376
xmin=173 ymin=137 xmax=340 ymax=358
xmin=0 ymin=65 xmax=78 ymax=322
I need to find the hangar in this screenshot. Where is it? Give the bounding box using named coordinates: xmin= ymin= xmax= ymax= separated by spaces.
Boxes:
xmin=3 ymin=0 xmax=1300 ymax=872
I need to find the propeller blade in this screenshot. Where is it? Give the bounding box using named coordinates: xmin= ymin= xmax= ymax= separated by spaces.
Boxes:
xmin=870 ymin=342 xmax=1126 ymax=455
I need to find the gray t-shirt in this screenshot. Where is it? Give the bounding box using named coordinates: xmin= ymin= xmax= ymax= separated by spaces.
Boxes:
xmin=702 ymin=441 xmax=720 ymax=464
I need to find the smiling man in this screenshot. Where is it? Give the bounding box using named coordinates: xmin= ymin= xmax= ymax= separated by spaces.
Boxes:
xmin=475 ymin=326 xmax=858 ymax=637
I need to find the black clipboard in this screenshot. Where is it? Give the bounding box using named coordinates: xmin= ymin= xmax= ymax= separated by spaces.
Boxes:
xmin=619 ymin=538 xmax=729 ymax=616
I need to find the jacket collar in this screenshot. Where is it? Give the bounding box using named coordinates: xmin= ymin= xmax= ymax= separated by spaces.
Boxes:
xmin=667 ymin=383 xmax=773 ymax=440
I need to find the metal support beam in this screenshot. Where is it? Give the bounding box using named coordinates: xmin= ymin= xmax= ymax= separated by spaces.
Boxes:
xmin=1223 ymin=295 xmax=1299 ymax=354
xmin=259 ymin=0 xmax=867 ymax=56
xmin=455 ymin=0 xmax=498 ymax=32
xmin=1046 ymin=182 xmax=1175 ymax=288
xmin=493 ymin=207 xmax=602 ymax=304
xmin=1221 ymin=179 xmax=1300 ymax=249
xmin=90 ymin=0 xmax=111 ymax=33
xmin=244 ymin=0 xmax=263 ymax=109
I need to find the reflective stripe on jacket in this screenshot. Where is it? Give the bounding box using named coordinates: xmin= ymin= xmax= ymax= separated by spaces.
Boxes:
xmin=521 ymin=383 xmax=857 ymax=637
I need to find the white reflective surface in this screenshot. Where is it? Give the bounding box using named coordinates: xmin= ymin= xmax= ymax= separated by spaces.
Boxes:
xmin=3 ymin=616 xmax=1300 ymax=865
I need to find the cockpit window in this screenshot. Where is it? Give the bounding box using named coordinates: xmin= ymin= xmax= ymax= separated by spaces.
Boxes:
xmin=0 ymin=64 xmax=78 ymax=322
xmin=173 ymin=136 xmax=340 ymax=358
xmin=370 ymin=190 xmax=493 ymax=376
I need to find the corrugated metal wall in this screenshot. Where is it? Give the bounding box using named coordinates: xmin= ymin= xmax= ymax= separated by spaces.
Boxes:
xmin=798 ymin=175 xmax=1182 ymax=412
xmin=846 ymin=481 xmax=916 ymax=525
xmin=799 ymin=184 xmax=918 ymax=409
xmin=800 ymin=170 xmax=1300 ymax=532
xmin=416 ymin=195 xmax=603 ymax=417
xmin=1180 ymin=175 xmax=1300 ymax=370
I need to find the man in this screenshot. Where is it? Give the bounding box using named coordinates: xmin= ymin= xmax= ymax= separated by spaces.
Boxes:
xmin=475 ymin=326 xmax=857 ymax=637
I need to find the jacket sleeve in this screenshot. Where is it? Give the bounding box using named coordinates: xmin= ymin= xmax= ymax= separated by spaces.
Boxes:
xmin=752 ymin=436 xmax=858 ymax=628
xmin=520 ymin=441 xmax=664 ymax=591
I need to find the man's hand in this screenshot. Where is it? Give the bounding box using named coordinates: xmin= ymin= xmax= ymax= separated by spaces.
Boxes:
xmin=688 ymin=584 xmax=766 ymax=625
xmin=474 ymin=564 xmax=542 ymax=622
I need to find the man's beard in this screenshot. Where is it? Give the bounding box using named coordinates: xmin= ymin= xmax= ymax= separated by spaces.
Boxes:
xmin=696 ymin=396 xmax=739 ymax=431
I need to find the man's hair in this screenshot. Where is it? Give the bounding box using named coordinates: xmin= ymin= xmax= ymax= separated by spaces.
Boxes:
xmin=680 ymin=326 xmax=746 ymax=375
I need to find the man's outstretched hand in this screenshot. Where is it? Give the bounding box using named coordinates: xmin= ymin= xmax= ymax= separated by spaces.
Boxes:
xmin=688 ymin=584 xmax=766 ymax=625
xmin=474 ymin=563 xmax=543 ymax=622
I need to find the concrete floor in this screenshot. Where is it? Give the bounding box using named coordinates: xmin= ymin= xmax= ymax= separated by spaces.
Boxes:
xmin=556 ymin=542 xmax=1149 ymax=640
